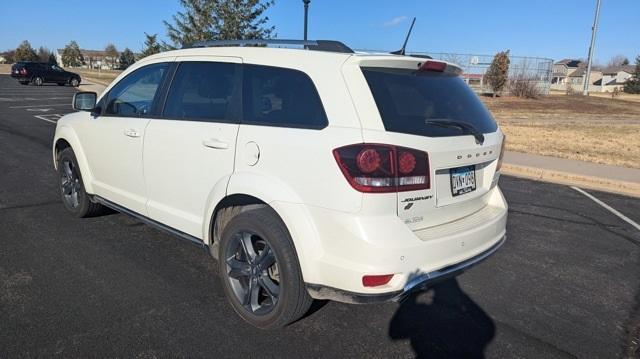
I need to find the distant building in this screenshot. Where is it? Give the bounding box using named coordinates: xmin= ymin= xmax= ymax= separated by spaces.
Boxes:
xmin=550 ymin=59 xmax=583 ymax=90
xmin=0 ymin=56 xmax=6 ymax=64
xmin=56 ymin=49 xmax=121 ymax=70
xmin=566 ymin=66 xmax=602 ymax=92
xmin=595 ymin=65 xmax=635 ymax=92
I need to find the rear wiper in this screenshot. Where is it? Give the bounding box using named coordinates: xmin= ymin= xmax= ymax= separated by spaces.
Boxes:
xmin=425 ymin=120 xmax=485 ymax=144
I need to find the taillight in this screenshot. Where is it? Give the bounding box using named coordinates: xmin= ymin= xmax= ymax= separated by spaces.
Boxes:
xmin=333 ymin=144 xmax=430 ymax=193
xmin=19 ymin=68 xmax=28 ymax=75
xmin=496 ymin=137 xmax=506 ymax=172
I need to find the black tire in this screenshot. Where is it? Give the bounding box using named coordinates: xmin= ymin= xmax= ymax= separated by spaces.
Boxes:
xmin=32 ymin=76 xmax=43 ymax=86
xmin=218 ymin=207 xmax=312 ymax=329
xmin=57 ymin=147 xmax=103 ymax=218
xmin=70 ymin=78 xmax=80 ymax=87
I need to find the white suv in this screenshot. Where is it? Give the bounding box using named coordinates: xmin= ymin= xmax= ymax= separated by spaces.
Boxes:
xmin=53 ymin=40 xmax=507 ymax=329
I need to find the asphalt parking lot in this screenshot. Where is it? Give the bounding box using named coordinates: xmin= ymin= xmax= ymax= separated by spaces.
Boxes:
xmin=1 ymin=74 xmax=639 ymax=358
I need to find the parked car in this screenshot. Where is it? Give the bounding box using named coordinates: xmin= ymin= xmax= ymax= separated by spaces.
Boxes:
xmin=53 ymin=39 xmax=507 ymax=329
xmin=11 ymin=62 xmax=81 ymax=86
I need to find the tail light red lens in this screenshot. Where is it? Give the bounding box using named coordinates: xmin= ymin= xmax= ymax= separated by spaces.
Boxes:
xmin=496 ymin=137 xmax=506 ymax=172
xmin=333 ymin=144 xmax=430 ymax=193
xmin=398 ymin=151 xmax=417 ymax=174
xmin=19 ymin=68 xmax=27 ymax=75
xmin=362 ymin=274 xmax=394 ymax=287
xmin=356 ymin=148 xmax=382 ymax=174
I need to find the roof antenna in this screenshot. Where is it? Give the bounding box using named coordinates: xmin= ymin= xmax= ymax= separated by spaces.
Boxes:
xmin=390 ymin=17 xmax=416 ymax=55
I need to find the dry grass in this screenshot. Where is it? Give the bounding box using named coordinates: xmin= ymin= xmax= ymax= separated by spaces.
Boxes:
xmin=482 ymin=95 xmax=640 ymax=169
xmin=0 ymin=64 xmax=11 ymax=75
xmin=67 ymin=68 xmax=122 ymax=86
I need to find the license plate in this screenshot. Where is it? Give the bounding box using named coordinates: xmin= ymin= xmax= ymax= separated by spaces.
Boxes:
xmin=450 ymin=165 xmax=476 ymax=196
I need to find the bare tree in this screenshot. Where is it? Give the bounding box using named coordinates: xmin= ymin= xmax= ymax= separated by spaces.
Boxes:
xmin=104 ymin=44 xmax=119 ymax=70
xmin=607 ymin=55 xmax=629 ymax=67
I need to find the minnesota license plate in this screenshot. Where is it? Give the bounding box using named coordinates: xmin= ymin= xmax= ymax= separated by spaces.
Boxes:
xmin=450 ymin=165 xmax=476 ymax=196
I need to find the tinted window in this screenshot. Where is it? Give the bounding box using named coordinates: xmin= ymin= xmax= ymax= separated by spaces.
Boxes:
xmin=105 ymin=63 xmax=168 ymax=117
xmin=242 ymin=65 xmax=327 ymax=129
xmin=362 ymin=67 xmax=497 ymax=137
xmin=163 ymin=62 xmax=240 ymax=122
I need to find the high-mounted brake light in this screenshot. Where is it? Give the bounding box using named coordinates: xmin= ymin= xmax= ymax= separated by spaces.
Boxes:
xmin=333 ymin=144 xmax=430 ymax=193
xmin=419 ymin=60 xmax=447 ymax=72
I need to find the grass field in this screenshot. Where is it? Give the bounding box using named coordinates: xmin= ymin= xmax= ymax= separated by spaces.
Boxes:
xmin=482 ymin=95 xmax=640 ymax=169
xmin=68 ymin=68 xmax=122 ymax=86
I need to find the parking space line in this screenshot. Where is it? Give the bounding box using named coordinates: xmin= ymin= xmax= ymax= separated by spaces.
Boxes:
xmin=33 ymin=115 xmax=61 ymax=124
xmin=10 ymin=104 xmax=70 ymax=108
xmin=571 ymin=186 xmax=640 ymax=231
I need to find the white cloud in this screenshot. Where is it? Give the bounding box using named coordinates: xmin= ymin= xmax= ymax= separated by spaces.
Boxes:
xmin=383 ymin=16 xmax=408 ymax=28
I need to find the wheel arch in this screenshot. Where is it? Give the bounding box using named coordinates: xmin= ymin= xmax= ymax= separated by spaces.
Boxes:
xmin=204 ymin=173 xmax=323 ymax=284
xmin=53 ymin=129 xmax=95 ymax=194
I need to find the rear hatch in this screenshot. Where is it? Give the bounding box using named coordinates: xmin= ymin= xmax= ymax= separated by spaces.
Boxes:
xmin=345 ymin=56 xmax=504 ymax=231
xmin=10 ymin=63 xmax=26 ymax=77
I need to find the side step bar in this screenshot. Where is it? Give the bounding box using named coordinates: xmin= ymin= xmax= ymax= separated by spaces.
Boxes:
xmin=92 ymin=196 xmax=206 ymax=250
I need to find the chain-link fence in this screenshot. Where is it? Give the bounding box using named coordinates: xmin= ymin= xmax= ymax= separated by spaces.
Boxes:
xmin=358 ymin=50 xmax=554 ymax=95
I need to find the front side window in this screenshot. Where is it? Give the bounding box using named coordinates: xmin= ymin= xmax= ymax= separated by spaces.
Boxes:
xmin=242 ymin=64 xmax=327 ymax=129
xmin=104 ymin=63 xmax=168 ymax=117
xmin=163 ymin=61 xmax=240 ymax=122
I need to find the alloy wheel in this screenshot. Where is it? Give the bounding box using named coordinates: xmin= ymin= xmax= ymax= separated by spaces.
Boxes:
xmin=225 ymin=231 xmax=280 ymax=315
xmin=60 ymin=159 xmax=81 ymax=208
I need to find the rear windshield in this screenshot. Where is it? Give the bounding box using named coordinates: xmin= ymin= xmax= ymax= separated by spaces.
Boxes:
xmin=362 ymin=67 xmax=497 ymax=137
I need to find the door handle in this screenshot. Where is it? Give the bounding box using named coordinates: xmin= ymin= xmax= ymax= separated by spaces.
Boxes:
xmin=124 ymin=129 xmax=140 ymax=138
xmin=202 ymin=138 xmax=229 ymax=149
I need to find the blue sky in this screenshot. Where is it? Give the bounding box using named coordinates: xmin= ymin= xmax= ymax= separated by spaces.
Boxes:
xmin=1 ymin=0 xmax=638 ymax=64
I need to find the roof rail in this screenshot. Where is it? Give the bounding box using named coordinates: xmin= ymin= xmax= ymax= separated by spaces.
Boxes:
xmin=183 ymin=39 xmax=354 ymax=54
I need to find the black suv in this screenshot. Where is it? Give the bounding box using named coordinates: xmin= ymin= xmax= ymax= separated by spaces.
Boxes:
xmin=11 ymin=62 xmax=81 ymax=87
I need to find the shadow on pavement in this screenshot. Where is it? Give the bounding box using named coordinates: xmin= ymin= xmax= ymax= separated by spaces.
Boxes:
xmin=389 ymin=278 xmax=495 ymax=359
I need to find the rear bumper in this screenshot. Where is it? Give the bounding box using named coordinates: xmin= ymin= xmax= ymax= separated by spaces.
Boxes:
xmin=275 ymin=186 xmax=508 ymax=301
xmin=306 ymin=235 xmax=506 ymax=304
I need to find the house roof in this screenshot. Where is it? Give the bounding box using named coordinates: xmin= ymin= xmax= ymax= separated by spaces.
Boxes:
xmin=555 ymin=59 xmax=582 ymax=68
xmin=601 ymin=65 xmax=635 ymax=75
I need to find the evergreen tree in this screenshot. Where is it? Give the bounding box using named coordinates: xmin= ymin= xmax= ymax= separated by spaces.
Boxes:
xmin=140 ymin=33 xmax=162 ymax=58
xmin=215 ymin=0 xmax=275 ymax=40
xmin=164 ymin=0 xmax=274 ymax=48
xmin=62 ymin=41 xmax=84 ymax=67
xmin=119 ymin=48 xmax=136 ymax=69
xmin=485 ymin=50 xmax=510 ymax=97
xmin=105 ymin=43 xmax=119 ymax=69
xmin=623 ymin=55 xmax=640 ymax=94
xmin=14 ymin=40 xmax=38 ymax=62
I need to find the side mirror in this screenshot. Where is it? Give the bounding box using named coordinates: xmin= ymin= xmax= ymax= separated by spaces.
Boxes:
xmin=73 ymin=92 xmax=97 ymax=111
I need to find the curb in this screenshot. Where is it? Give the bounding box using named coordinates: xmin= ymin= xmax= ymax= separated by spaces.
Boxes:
xmin=501 ymin=164 xmax=640 ymax=198
xmin=81 ymin=76 xmax=112 ymax=87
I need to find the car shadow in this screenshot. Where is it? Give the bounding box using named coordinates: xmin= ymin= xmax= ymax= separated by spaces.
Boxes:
xmin=388 ymin=278 xmax=495 ymax=359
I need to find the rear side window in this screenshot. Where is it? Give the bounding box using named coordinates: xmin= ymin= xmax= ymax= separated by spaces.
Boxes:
xmin=362 ymin=67 xmax=497 ymax=137
xmin=242 ymin=64 xmax=327 ymax=129
xmin=105 ymin=63 xmax=168 ymax=117
xmin=163 ymin=62 xmax=240 ymax=122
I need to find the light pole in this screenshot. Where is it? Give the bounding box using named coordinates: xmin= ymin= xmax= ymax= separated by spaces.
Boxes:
xmin=583 ymin=0 xmax=601 ymax=96
xmin=303 ymin=0 xmax=310 ymax=40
